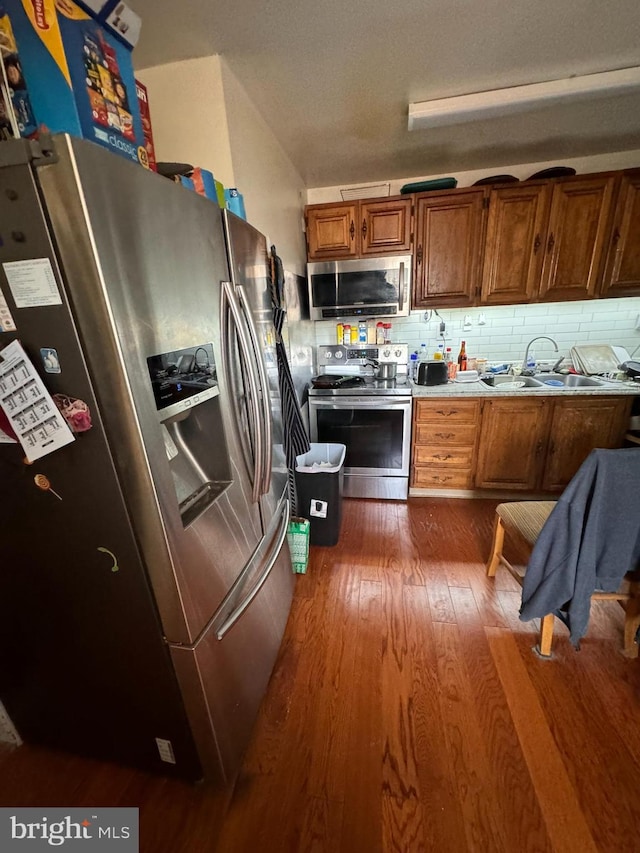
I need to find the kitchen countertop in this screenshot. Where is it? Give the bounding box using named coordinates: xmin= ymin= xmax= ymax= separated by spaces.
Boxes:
xmin=410 ymin=377 xmax=640 ymax=398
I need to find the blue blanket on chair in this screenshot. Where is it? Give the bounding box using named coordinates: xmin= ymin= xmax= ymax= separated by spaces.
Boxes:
xmin=520 ymin=448 xmax=640 ymax=645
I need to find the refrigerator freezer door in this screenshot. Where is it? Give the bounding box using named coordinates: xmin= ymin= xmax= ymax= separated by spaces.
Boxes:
xmin=169 ymin=492 xmax=295 ymax=783
xmin=35 ymin=137 xmax=264 ymax=644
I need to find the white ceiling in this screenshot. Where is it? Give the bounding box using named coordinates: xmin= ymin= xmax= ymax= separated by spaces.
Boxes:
xmin=132 ymin=0 xmax=640 ymax=188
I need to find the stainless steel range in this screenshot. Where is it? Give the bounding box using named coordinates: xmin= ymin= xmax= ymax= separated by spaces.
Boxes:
xmin=308 ymin=344 xmax=411 ymax=500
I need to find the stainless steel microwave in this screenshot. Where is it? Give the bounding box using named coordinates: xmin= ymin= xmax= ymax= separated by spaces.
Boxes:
xmin=307 ymin=255 xmax=411 ymax=321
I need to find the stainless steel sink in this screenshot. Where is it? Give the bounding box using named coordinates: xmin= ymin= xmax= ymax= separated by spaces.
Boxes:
xmin=490 ymin=375 xmax=545 ymax=390
xmin=533 ymin=373 xmax=609 ymax=388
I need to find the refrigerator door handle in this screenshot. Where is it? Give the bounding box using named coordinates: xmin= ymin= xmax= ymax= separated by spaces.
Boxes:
xmin=236 ymin=283 xmax=273 ymax=497
xmin=214 ymin=497 xmax=290 ymax=640
xmin=222 ymin=280 xmax=264 ymax=503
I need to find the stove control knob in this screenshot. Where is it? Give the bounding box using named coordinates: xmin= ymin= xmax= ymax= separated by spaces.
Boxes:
xmin=394 ymin=348 xmax=403 ymax=358
xmin=335 ymin=350 xmax=343 ymax=359
xmin=324 ymin=350 xmax=332 ymax=358
xmin=382 ymin=348 xmax=391 ymax=358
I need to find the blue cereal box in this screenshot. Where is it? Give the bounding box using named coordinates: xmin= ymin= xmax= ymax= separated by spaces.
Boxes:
xmin=0 ymin=0 xmax=146 ymax=165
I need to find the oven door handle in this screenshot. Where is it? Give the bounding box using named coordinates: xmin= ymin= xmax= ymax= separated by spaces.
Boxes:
xmin=311 ymin=399 xmax=411 ymax=408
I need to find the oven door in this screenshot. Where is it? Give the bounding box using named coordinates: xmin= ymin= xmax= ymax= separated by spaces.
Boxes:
xmin=309 ymin=395 xmax=411 ymax=480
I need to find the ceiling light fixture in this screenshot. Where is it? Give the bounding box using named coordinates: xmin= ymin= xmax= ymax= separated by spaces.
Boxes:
xmin=408 ymin=66 xmax=640 ymax=130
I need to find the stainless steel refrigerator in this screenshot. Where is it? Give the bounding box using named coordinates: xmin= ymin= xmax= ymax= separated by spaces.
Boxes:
xmin=0 ymin=134 xmax=295 ymax=784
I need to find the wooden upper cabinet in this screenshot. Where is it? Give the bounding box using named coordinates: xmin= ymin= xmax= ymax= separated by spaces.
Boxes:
xmin=480 ymin=184 xmax=551 ymax=305
xmin=413 ymin=189 xmax=486 ymax=307
xmin=305 ymin=197 xmax=411 ymax=261
xmin=305 ymin=203 xmax=358 ymax=260
xmin=542 ymin=397 xmax=632 ymax=491
xmin=475 ymin=398 xmax=551 ymax=491
xmin=538 ymin=175 xmax=616 ymax=301
xmin=360 ymin=198 xmax=412 ymax=255
xmin=600 ymin=170 xmax=640 ymax=297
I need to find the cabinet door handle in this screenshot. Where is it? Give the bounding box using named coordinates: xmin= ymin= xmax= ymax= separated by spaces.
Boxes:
xmin=433 ymin=453 xmax=453 ymax=461
xmin=547 ymin=232 xmax=555 ymax=253
xmin=349 ymin=220 xmax=355 ymax=241
xmin=435 ymin=410 xmax=458 ymax=417
xmin=533 ymin=233 xmax=541 ymax=253
xmin=612 ymin=227 xmax=621 ymax=246
xmin=362 ymin=218 xmax=367 ymax=239
xmin=434 ymin=432 xmax=454 ymax=439
xmin=416 ymin=244 xmax=423 ymax=265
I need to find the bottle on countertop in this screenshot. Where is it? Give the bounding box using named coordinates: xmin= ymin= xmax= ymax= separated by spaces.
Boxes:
xmin=446 ymin=347 xmax=456 ymax=380
xmin=336 ymin=323 xmax=343 ymax=345
xmin=433 ymin=342 xmax=444 ymax=360
xmin=409 ymin=350 xmax=419 ymax=380
xmin=358 ymin=321 xmax=367 ymax=342
xmin=376 ymin=321 xmax=385 ymax=345
xmin=383 ymin=322 xmax=392 ymax=344
xmin=342 ymin=324 xmax=351 ymax=346
xmin=367 ymin=319 xmax=376 ymax=344
xmin=350 ymin=324 xmax=358 ymax=344
xmin=419 ymin=342 xmax=428 ymax=363
xmin=457 ymin=340 xmax=467 ymax=371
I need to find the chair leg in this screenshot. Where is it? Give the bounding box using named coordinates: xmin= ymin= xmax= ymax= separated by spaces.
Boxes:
xmin=623 ymin=596 xmax=640 ymax=659
xmin=537 ymin=614 xmax=554 ymax=657
xmin=486 ymin=516 xmax=505 ymax=578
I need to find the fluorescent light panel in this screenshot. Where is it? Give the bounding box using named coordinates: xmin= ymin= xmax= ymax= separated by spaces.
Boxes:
xmin=408 ymin=67 xmax=640 ymax=130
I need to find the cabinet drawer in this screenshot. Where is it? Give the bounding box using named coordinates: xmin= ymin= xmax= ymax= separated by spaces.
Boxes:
xmin=414 ymin=423 xmax=476 ymax=445
xmin=414 ymin=399 xmax=480 ymax=424
xmin=413 ymin=445 xmax=474 ymax=467
xmin=411 ymin=466 xmax=473 ymax=489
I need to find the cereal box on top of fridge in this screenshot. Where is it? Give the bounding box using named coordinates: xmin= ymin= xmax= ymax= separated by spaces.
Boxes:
xmin=135 ymin=77 xmax=156 ymax=171
xmin=0 ymin=0 xmax=147 ymax=165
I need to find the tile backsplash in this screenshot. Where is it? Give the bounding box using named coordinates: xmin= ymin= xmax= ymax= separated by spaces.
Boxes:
xmin=314 ymin=297 xmax=640 ymax=366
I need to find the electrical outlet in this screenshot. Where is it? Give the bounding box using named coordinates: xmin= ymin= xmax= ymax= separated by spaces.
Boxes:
xmin=635 ymin=314 xmax=640 ymax=331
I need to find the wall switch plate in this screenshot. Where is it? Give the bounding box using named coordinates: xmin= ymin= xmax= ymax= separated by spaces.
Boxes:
xmin=478 ymin=313 xmax=486 ymax=325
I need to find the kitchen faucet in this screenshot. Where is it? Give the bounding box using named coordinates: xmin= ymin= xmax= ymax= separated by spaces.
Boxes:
xmin=521 ymin=336 xmax=560 ymax=374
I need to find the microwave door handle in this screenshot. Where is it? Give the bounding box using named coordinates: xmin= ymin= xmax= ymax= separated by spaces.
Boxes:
xmin=237 ymin=283 xmax=273 ymax=497
xmin=222 ymin=280 xmax=264 ymax=503
xmin=398 ymin=262 xmax=405 ymax=311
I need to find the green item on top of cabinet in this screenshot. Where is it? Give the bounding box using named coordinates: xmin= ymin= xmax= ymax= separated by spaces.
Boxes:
xmin=400 ymin=178 xmax=457 ymax=194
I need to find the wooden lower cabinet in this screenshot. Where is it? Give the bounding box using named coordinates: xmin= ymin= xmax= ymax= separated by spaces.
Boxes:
xmin=411 ymin=399 xmax=480 ymax=489
xmin=411 ymin=394 xmax=634 ymax=493
xmin=542 ymin=397 xmax=632 ymax=490
xmin=475 ymin=395 xmax=632 ymax=493
xmin=475 ymin=398 xmax=551 ymax=490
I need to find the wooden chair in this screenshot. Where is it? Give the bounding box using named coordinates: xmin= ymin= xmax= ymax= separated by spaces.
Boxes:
xmin=486 ymin=501 xmax=640 ymax=657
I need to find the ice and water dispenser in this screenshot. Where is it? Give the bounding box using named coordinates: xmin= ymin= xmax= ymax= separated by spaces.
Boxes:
xmin=147 ymin=343 xmax=231 ymax=526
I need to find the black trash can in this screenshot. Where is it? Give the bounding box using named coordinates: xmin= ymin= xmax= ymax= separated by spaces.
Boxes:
xmin=295 ymin=443 xmax=346 ymax=547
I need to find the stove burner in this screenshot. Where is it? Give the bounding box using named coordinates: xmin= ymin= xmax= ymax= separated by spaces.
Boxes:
xmin=311 ymin=374 xmax=366 ymax=389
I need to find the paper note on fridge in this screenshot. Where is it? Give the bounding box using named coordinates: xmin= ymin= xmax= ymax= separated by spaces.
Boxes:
xmin=0 ymin=340 xmax=74 ymax=462
xmin=2 ymin=258 xmax=63 ymax=308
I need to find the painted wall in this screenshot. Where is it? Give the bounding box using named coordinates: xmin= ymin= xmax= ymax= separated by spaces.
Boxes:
xmin=137 ymin=57 xmax=307 ymax=276
xmin=219 ymin=60 xmax=307 ymax=275
xmin=137 ymin=57 xmax=234 ymax=187
xmin=314 ymin=297 xmax=640 ymax=368
xmin=306 ymin=149 xmax=640 ymax=204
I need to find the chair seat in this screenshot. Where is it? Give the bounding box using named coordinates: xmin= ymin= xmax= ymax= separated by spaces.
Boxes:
xmin=496 ymin=501 xmax=557 ymax=547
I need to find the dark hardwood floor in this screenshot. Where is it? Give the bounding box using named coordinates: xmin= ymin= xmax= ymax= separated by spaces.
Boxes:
xmin=1 ymin=497 xmax=639 ymax=852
